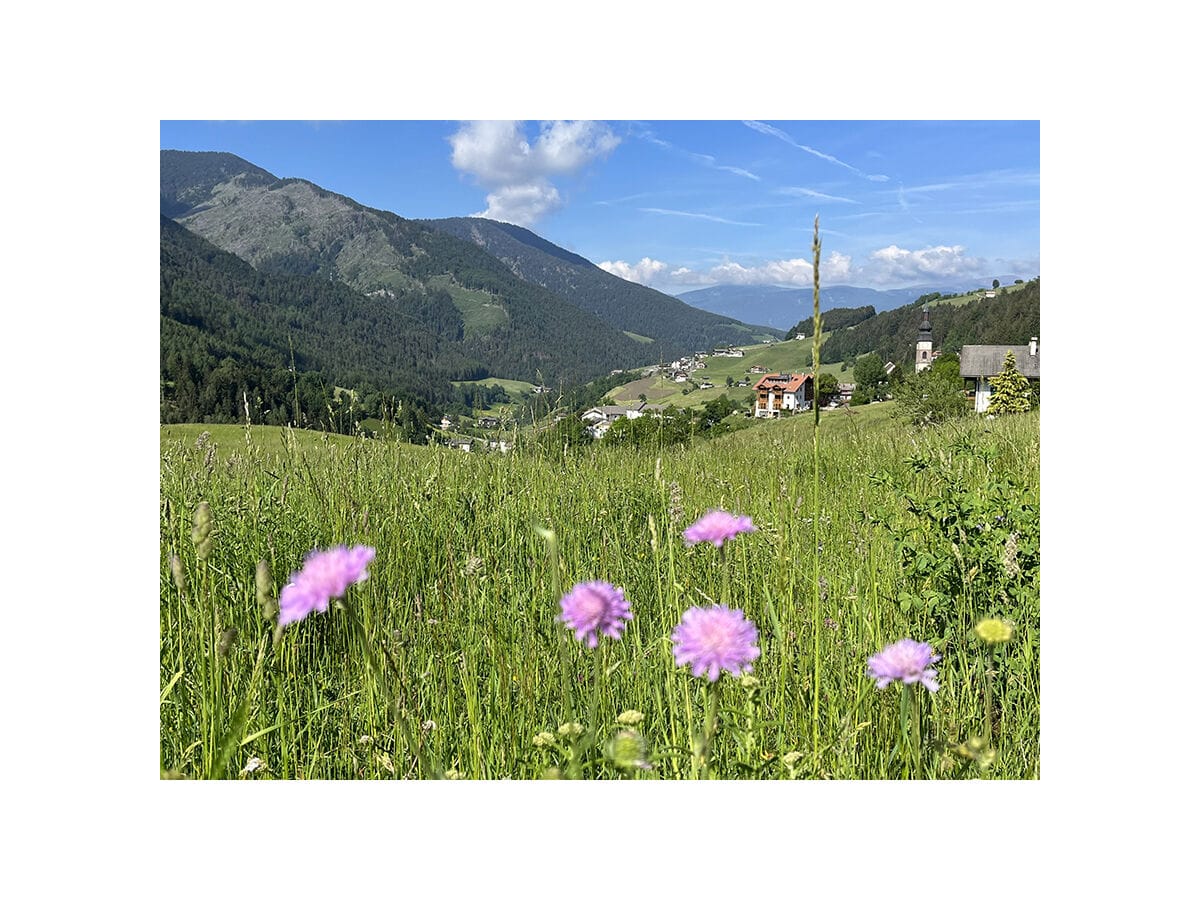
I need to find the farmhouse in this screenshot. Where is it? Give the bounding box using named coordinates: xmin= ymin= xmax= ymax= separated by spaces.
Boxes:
xmin=753 ymin=372 xmax=813 ymax=418
xmin=581 ymin=402 xmax=665 ymax=437
xmin=960 ymin=338 xmax=1040 ymax=413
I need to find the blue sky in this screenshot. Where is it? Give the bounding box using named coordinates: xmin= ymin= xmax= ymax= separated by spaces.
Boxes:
xmin=161 ymin=119 xmax=1039 ymax=293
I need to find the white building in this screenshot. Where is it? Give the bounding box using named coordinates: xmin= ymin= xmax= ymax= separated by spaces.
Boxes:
xmin=959 ymin=338 xmax=1040 ymax=413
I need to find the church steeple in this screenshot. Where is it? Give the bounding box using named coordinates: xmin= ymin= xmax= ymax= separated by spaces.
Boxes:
xmin=915 ymin=306 xmax=934 ymax=372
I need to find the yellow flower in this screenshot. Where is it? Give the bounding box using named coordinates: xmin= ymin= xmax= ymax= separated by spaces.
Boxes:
xmin=974 ymin=618 xmax=1014 ymax=645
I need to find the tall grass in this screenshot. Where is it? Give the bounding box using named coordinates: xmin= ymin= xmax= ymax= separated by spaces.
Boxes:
xmin=161 ymin=408 xmax=1040 ymax=780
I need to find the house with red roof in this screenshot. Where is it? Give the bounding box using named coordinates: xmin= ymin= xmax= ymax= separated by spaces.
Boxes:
xmin=752 ymin=372 xmax=813 ymax=418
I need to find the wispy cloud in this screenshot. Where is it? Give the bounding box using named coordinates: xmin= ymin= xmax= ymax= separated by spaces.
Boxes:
xmin=639 ymin=131 xmax=760 ymax=181
xmin=778 ymin=186 xmax=860 ymax=204
xmin=900 ymin=169 xmax=1040 ymax=195
xmin=743 ymin=120 xmax=888 ymax=182
xmin=593 ymin=190 xmax=659 ymax=206
xmin=639 ymin=207 xmax=761 ymax=226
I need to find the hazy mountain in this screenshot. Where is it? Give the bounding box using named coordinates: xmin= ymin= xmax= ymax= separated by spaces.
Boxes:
xmin=423 ymin=216 xmax=784 ymax=357
xmin=674 ymin=284 xmax=956 ymax=329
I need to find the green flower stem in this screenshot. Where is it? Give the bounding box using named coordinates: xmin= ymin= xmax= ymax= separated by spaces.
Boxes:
xmin=902 ymin=684 xmax=922 ymax=779
xmin=985 ymin=644 xmax=996 ymax=743
xmin=697 ymin=678 xmax=721 ymax=779
xmin=720 ymin=544 xmax=730 ymax=606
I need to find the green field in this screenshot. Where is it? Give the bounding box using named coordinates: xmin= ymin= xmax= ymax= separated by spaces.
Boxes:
xmin=427 ymin=274 xmax=509 ymax=336
xmin=161 ymin=407 xmax=1040 ymax=780
xmin=451 ymin=377 xmax=537 ymax=395
xmin=605 ymin=337 xmax=854 ymax=410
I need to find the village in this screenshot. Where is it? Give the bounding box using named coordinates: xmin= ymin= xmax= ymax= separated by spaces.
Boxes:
xmin=434 ymin=307 xmax=1040 ymax=452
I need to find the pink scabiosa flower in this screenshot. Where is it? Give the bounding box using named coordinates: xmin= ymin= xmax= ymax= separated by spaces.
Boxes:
xmin=558 ymin=581 xmax=632 ymax=648
xmin=277 ymin=545 xmax=376 ymax=628
xmin=671 ymin=604 xmax=761 ymax=681
xmin=867 ymin=639 xmax=941 ymax=693
xmin=683 ymin=509 xmax=757 ymax=549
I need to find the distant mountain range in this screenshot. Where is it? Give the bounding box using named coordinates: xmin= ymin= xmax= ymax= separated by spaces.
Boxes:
xmin=673 ymin=282 xmax=1016 ymax=330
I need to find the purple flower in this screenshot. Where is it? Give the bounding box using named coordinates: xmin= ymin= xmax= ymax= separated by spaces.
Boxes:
xmin=683 ymin=509 xmax=757 ymax=549
xmin=558 ymin=581 xmax=632 ymax=648
xmin=278 ymin=545 xmax=376 ymax=628
xmin=866 ymin=639 xmax=941 ymax=692
xmin=671 ymin=605 xmax=761 ymax=681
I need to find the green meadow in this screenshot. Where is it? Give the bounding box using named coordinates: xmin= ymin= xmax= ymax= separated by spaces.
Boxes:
xmin=160 ymin=407 xmax=1039 ymax=780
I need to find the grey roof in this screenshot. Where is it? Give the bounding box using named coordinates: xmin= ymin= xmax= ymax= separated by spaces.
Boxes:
xmin=959 ymin=344 xmax=1040 ymax=378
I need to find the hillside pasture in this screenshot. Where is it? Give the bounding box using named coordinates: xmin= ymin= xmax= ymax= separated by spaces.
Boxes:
xmin=160 ymin=407 xmax=1040 ymax=780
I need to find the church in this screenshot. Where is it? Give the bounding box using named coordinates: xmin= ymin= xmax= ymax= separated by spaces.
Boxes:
xmin=915 ymin=307 xmax=1040 ymax=414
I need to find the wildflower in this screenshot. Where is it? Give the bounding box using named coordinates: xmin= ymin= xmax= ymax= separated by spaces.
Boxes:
xmin=421 ymin=720 xmax=437 ymax=732
xmin=277 ymin=544 xmax=376 ymax=628
xmin=671 ymin=604 xmax=761 ymax=681
xmin=616 ymin=710 xmax=645 ymax=727
xmin=557 ymin=722 xmax=584 ymax=737
xmin=558 ymin=581 xmax=632 ymax=648
xmin=533 ymin=731 xmax=556 ymax=748
xmin=683 ymin=509 xmax=756 ymax=549
xmin=443 ymin=769 xmax=465 ymax=780
xmin=782 ymin=750 xmax=803 ymax=768
xmin=866 ymin=639 xmax=941 ymax=692
xmin=740 ymin=675 xmax=760 ymax=691
xmin=607 ymin=729 xmax=653 ymax=771
xmin=974 ymin=618 xmax=1014 ymax=645
xmin=240 ymin=757 xmax=265 ymax=775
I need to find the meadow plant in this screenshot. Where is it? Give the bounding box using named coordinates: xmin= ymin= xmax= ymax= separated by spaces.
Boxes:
xmin=682 ymin=510 xmax=757 ymax=548
xmin=558 ymin=581 xmax=632 ymax=648
xmin=277 ymin=545 xmax=376 ymax=629
xmin=556 ymin=582 xmax=632 ymax=777
xmin=974 ymin=618 xmax=1014 ymax=743
xmin=672 ymin=604 xmax=761 ymax=778
xmin=868 ymin=638 xmax=940 ymax=777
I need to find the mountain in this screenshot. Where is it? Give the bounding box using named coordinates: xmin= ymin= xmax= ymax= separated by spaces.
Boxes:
xmin=423 ymin=216 xmax=784 ymax=357
xmin=160 ymin=150 xmax=648 ymax=388
xmin=160 ymin=215 xmax=460 ymax=433
xmin=674 ymin=284 xmax=953 ymax=329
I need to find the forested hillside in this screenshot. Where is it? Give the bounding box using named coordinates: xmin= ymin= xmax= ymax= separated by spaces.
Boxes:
xmin=160 ymin=216 xmax=457 ymax=434
xmin=426 ymin=216 xmax=782 ymax=355
xmin=813 ymin=280 xmax=1041 ymax=368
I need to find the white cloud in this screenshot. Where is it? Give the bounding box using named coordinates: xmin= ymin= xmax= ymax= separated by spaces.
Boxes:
xmin=864 ymin=244 xmax=986 ymax=283
xmin=634 ymin=251 xmax=854 ymax=289
xmin=449 ymin=120 xmax=619 ymax=226
xmin=478 ymin=183 xmax=563 ymax=227
xmin=597 ymin=257 xmax=668 ymax=286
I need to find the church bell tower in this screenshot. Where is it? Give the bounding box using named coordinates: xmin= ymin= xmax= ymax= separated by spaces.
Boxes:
xmin=915 ymin=307 xmax=933 ymax=372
